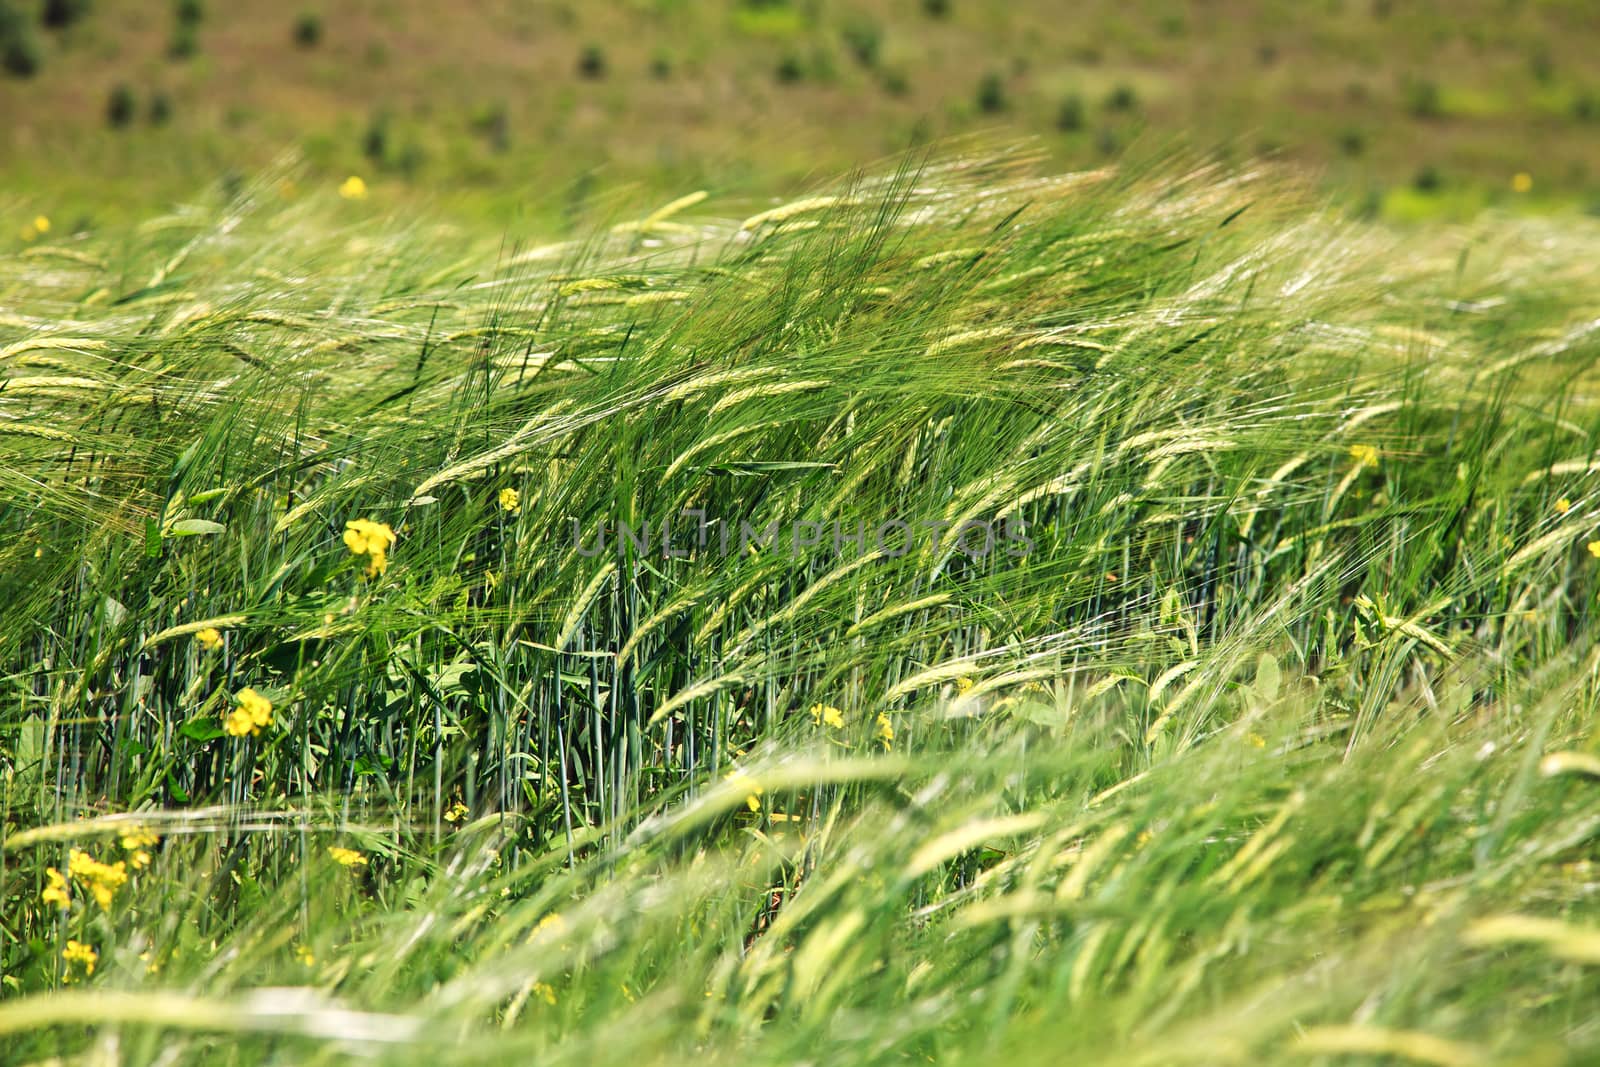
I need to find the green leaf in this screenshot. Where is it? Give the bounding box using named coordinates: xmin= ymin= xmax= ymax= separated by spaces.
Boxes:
xmin=178 ymin=716 xmax=227 ymax=742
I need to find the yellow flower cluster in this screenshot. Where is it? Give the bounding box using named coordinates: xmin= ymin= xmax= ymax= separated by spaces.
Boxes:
xmin=195 ymin=626 xmax=223 ymax=651
xmin=339 ymin=175 xmax=368 ymax=201
xmin=344 ymin=518 xmax=396 ymax=577
xmin=224 ymin=688 xmax=274 ymax=738
xmin=1348 ymin=444 xmax=1380 ymax=469
xmin=328 ymin=846 xmax=368 ymax=869
xmin=67 ymin=848 xmax=128 ymax=910
xmin=499 ymin=487 xmax=521 ymax=515
xmin=61 ymin=939 xmax=97 ymax=977
xmin=725 ymin=770 xmax=763 ymax=812
xmin=41 ymin=867 xmax=70 ymax=909
xmin=444 ymin=801 xmax=470 ymax=824
xmin=121 ymin=827 xmax=160 ymax=869
xmin=20 ymin=214 xmax=50 ymax=242
xmin=875 ymin=712 xmax=895 ymax=749
xmin=809 ymin=703 xmax=845 ymax=729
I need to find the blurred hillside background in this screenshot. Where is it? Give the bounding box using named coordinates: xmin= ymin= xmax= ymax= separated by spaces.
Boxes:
xmin=2 ymin=0 xmax=1598 ymax=227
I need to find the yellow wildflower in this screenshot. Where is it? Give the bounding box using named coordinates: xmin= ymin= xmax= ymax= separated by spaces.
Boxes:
xmin=224 ymin=688 xmax=273 ymax=737
xmin=120 ymin=828 xmax=160 ymax=851
xmin=195 ymin=626 xmax=223 ymax=650
xmin=875 ymin=712 xmax=895 ymax=748
xmin=62 ymin=940 xmax=97 ymax=976
xmin=444 ymin=801 xmax=470 ymax=824
xmin=809 ymin=703 xmax=845 ymax=729
xmin=343 ymin=518 xmax=396 ymax=577
xmin=498 ymin=487 xmax=521 ymax=515
xmin=1556 ymin=497 xmax=1572 ymax=514
xmin=328 ymin=845 xmax=367 ymax=869
xmin=1589 ymin=541 xmax=1600 ymax=559
xmin=725 ymin=770 xmax=763 ymax=812
xmin=67 ymin=849 xmax=127 ymax=910
xmin=41 ymin=867 xmax=70 ymax=909
xmin=955 ymin=676 xmax=974 ymax=696
xmin=1512 ymin=172 xmax=1533 ymax=193
xmin=121 ymin=828 xmax=160 ymax=869
xmin=339 ymin=175 xmax=368 ymax=200
xmin=533 ymin=981 xmax=557 ymax=1005
xmin=1245 ymin=732 xmax=1267 ymax=749
xmin=295 ymin=944 xmax=316 ymax=966
xmin=1348 ymin=443 xmax=1379 ymax=469
xmin=33 ymin=215 xmax=50 ymax=234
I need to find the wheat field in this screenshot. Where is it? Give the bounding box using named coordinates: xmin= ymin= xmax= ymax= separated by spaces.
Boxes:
xmin=5 ymin=152 xmax=1600 ymax=1064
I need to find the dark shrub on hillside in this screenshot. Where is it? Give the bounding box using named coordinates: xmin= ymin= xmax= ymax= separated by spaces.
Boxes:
xmin=106 ymin=83 xmax=136 ymax=127
xmin=1055 ymin=92 xmax=1085 ymax=131
xmin=293 ymin=12 xmax=321 ymax=49
xmin=577 ymin=43 xmax=606 ymax=79
xmin=1413 ymin=164 xmax=1443 ymax=192
xmin=1105 ymin=83 xmax=1138 ymax=111
xmin=42 ymin=0 xmax=90 ymax=29
xmin=841 ymin=16 xmax=881 ymax=68
xmin=0 ymin=1 xmax=41 ymax=77
xmin=174 ymin=0 xmax=201 ymax=25
xmin=775 ymin=52 xmax=804 ymax=84
xmin=168 ymin=23 xmax=196 ymax=58
xmin=363 ymin=112 xmax=389 ymax=164
xmin=1405 ymin=78 xmax=1441 ymax=119
xmin=148 ymin=91 xmax=172 ymax=125
xmin=921 ymin=0 xmax=950 ymax=16
xmin=1 ymin=31 xmax=38 ymax=77
xmin=975 ymin=71 xmax=1006 ymax=114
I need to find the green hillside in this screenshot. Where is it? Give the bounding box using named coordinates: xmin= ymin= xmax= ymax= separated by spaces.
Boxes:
xmin=3 ymin=0 xmax=1600 ymax=224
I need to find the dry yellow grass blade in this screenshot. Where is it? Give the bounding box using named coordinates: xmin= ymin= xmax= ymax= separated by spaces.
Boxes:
xmin=1290 ymin=1025 xmax=1483 ymax=1066
xmin=1462 ymin=914 xmax=1600 ymax=963
xmin=0 ymin=990 xmax=422 ymax=1044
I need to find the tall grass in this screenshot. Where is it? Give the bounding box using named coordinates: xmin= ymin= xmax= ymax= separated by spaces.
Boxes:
xmin=4 ymin=152 xmax=1600 ymax=1064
